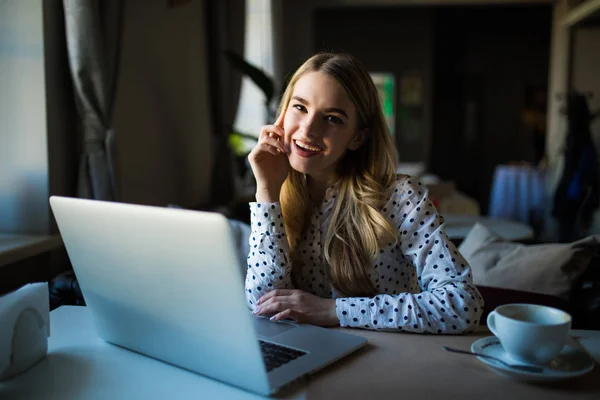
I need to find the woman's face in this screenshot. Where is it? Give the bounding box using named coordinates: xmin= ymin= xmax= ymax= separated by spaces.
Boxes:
xmin=283 ymin=71 xmax=364 ymax=183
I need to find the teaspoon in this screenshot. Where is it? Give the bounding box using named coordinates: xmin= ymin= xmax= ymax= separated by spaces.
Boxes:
xmin=442 ymin=346 xmax=544 ymax=373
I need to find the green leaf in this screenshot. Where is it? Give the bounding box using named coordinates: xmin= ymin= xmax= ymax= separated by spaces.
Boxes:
xmin=228 ymin=131 xmax=258 ymax=157
xmin=224 ymin=50 xmax=275 ymax=104
xmin=229 ymin=131 xmax=259 ymax=141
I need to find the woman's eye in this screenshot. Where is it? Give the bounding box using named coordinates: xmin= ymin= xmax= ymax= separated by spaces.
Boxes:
xmin=293 ymin=104 xmax=307 ymax=112
xmin=326 ymin=115 xmax=343 ymax=125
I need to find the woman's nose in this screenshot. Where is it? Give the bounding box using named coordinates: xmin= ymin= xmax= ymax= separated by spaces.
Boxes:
xmin=299 ymin=115 xmax=319 ymax=137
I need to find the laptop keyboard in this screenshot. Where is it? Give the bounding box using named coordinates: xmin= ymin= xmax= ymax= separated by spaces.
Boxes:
xmin=259 ymin=340 xmax=307 ymax=372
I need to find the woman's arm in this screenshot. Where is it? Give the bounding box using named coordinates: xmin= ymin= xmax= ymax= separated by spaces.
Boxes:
xmin=335 ymin=177 xmax=484 ymax=333
xmin=245 ymin=202 xmax=294 ymax=309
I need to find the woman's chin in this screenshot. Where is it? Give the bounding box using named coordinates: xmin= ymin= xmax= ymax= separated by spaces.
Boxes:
xmin=289 ymin=159 xmax=316 ymax=175
xmin=289 ymin=163 xmax=312 ymax=175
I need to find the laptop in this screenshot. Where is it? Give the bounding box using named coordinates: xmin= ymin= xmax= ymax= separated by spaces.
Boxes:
xmin=49 ymin=196 xmax=367 ymax=396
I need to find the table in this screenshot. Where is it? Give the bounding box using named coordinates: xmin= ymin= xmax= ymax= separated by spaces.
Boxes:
xmin=0 ymin=307 xmax=281 ymax=400
xmin=0 ymin=233 xmax=64 ymax=296
xmin=488 ymin=165 xmax=545 ymax=224
xmin=443 ymin=215 xmax=534 ymax=242
xmin=306 ymin=331 xmax=600 ymax=400
xmin=0 ymin=233 xmax=62 ymax=268
xmin=2 ymin=307 xmax=599 ymax=399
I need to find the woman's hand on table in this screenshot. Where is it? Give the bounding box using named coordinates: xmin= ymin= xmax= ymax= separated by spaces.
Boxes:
xmin=254 ymin=289 xmax=339 ymax=327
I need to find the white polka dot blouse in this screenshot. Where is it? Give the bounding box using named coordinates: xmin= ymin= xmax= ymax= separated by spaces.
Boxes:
xmin=245 ymin=175 xmax=485 ymax=333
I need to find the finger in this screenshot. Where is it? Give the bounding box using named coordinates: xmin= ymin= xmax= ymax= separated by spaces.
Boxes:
xmin=257 ymin=289 xmax=296 ymax=305
xmin=249 ymin=141 xmax=282 ymax=159
xmin=270 ymin=308 xmax=300 ymax=322
xmin=268 ymin=132 xmax=291 ymax=154
xmin=258 ymin=143 xmax=282 ymax=156
xmin=255 ymin=298 xmax=292 ymax=316
xmin=274 ymin=110 xmax=290 ymax=151
xmin=274 ymin=109 xmax=286 ymax=128
xmin=259 ymin=136 xmax=287 ymax=153
xmin=260 ymin=125 xmax=285 ymax=140
xmin=260 ymin=125 xmax=290 ymax=153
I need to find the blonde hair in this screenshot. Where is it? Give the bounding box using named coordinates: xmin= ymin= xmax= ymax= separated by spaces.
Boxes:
xmin=279 ymin=52 xmax=399 ymax=297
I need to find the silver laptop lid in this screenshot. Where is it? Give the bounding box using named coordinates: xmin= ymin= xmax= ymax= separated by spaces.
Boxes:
xmin=49 ymin=196 xmax=271 ymax=396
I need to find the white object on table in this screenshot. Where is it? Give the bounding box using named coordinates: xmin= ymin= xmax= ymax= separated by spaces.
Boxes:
xmin=0 ymin=283 xmax=49 ymax=382
xmin=0 ymin=306 xmax=304 ymax=400
xmin=488 ymin=165 xmax=545 ymax=224
xmin=443 ymin=215 xmax=534 ymax=241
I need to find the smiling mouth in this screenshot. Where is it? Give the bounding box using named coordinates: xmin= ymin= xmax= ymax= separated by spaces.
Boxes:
xmin=294 ymin=140 xmax=323 ymax=153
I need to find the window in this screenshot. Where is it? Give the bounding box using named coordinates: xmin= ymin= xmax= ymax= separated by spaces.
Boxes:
xmin=0 ymin=0 xmax=50 ymax=234
xmin=233 ymin=0 xmax=275 ymax=152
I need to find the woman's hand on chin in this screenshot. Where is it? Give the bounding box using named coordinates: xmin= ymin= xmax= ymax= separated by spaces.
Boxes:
xmin=254 ymin=289 xmax=339 ymax=327
xmin=248 ymin=111 xmax=291 ymax=202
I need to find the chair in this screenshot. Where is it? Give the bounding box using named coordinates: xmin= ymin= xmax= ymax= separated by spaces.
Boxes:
xmin=476 ymin=285 xmax=569 ymax=326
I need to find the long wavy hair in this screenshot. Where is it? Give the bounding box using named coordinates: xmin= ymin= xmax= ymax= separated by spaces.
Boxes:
xmin=279 ymin=52 xmax=399 ymax=297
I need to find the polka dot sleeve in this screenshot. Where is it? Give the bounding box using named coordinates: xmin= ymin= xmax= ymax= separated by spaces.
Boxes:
xmin=335 ymin=176 xmax=484 ymax=333
xmin=244 ymin=202 xmax=293 ymax=310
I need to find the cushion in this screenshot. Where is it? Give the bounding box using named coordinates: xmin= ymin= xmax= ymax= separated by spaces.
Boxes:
xmin=458 ymin=222 xmax=502 ymax=261
xmin=459 ymin=223 xmax=599 ymax=299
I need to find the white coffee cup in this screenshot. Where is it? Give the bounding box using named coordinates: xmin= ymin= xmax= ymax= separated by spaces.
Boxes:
xmin=487 ymin=303 xmax=571 ymax=365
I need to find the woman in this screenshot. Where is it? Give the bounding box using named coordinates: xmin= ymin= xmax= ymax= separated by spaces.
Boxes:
xmin=245 ymin=52 xmax=483 ymax=333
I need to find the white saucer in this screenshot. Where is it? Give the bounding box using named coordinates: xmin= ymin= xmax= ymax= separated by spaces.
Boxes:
xmin=471 ymin=336 xmax=595 ymax=382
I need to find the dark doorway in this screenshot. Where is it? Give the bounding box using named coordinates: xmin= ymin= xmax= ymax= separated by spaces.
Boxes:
xmin=431 ymin=5 xmax=552 ymax=213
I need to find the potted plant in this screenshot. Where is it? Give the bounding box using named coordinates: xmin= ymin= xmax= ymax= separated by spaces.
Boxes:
xmin=224 ymin=51 xmax=278 ymax=159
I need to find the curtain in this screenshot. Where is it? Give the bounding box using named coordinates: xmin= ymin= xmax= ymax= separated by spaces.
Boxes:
xmin=206 ymin=0 xmax=245 ymax=207
xmin=63 ymin=0 xmax=124 ymax=201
